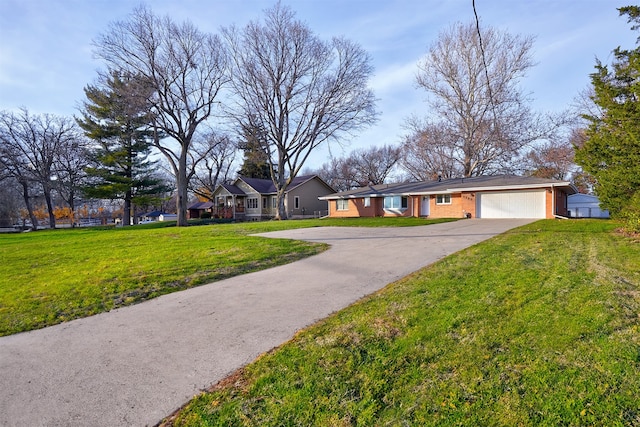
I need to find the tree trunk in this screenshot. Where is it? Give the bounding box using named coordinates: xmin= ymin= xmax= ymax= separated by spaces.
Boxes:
xmin=20 ymin=180 xmax=38 ymax=231
xmin=69 ymin=194 xmax=76 ymax=228
xmin=43 ymin=185 xmax=56 ymax=229
xmin=123 ymin=196 xmax=131 ymax=226
xmin=275 ymin=188 xmax=288 ymax=220
xmin=176 ymin=151 xmax=189 ymax=226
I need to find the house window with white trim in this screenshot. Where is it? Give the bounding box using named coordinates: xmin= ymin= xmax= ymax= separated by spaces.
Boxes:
xmin=336 ymin=199 xmax=349 ymax=211
xmin=272 ymin=197 xmax=277 ymax=208
xmin=294 ymin=196 xmax=300 ymax=209
xmin=384 ymin=196 xmax=408 ymax=210
xmin=247 ymin=198 xmax=258 ymax=209
xmin=436 ymin=194 xmax=452 ymax=205
xmin=364 ymin=197 xmax=371 ymax=207
xmin=262 ymin=197 xmax=268 ymax=209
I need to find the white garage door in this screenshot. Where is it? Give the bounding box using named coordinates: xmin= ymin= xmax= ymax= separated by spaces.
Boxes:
xmin=477 ymin=190 xmax=546 ymax=218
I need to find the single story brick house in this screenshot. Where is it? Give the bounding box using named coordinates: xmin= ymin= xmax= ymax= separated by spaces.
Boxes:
xmin=319 ymin=175 xmax=577 ymax=219
xmin=209 ymin=175 xmax=335 ymax=220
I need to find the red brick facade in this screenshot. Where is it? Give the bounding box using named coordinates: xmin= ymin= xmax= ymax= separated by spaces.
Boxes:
xmin=327 ymin=187 xmax=571 ymax=219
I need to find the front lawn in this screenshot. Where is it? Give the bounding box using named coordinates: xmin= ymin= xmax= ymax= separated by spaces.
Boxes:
xmin=0 ymin=217 xmax=452 ymax=336
xmin=163 ymin=219 xmax=640 ymax=426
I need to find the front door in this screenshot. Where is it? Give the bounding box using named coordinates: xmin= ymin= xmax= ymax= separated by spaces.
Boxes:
xmin=421 ymin=196 xmax=430 ymax=216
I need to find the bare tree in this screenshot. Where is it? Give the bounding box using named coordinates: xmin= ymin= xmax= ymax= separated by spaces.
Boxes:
xmin=0 ymin=109 xmax=79 ymax=229
xmin=314 ymin=144 xmax=400 ymax=191
xmin=401 ymin=118 xmax=461 ymax=180
xmin=0 ymin=132 xmax=39 ymax=229
xmin=314 ymin=156 xmax=359 ymax=193
xmin=94 ymin=5 xmax=228 ymax=226
xmin=347 ymin=144 xmax=401 ymax=186
xmin=0 ymin=166 xmax=22 ymax=227
xmin=525 ymin=139 xmax=576 ymax=181
xmin=223 ymin=3 xmax=377 ymax=219
xmin=54 ymin=134 xmax=90 ymax=225
xmin=190 ymin=132 xmax=237 ymax=201
xmin=411 ymin=22 xmax=539 ymax=177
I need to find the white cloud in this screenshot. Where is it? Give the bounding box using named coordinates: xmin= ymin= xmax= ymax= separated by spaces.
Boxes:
xmin=370 ymin=60 xmax=418 ymax=95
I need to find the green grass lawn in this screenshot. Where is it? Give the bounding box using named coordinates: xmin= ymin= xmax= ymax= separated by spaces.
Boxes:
xmin=163 ymin=219 xmax=640 ymax=427
xmin=0 ymin=217 xmax=452 ymax=336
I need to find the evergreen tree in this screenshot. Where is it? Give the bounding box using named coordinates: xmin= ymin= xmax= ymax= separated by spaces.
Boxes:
xmin=237 ymin=125 xmax=272 ymax=179
xmin=576 ymin=6 xmax=640 ymax=231
xmin=77 ymin=72 xmax=169 ymax=225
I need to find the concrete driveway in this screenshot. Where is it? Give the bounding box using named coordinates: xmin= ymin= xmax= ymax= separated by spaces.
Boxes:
xmin=0 ymin=219 xmax=534 ymax=426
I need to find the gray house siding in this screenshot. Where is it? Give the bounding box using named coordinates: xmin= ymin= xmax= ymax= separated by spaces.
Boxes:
xmin=287 ymin=178 xmax=333 ymax=218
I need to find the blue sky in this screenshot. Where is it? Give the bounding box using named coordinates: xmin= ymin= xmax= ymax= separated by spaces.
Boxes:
xmin=0 ymin=0 xmax=637 ymax=169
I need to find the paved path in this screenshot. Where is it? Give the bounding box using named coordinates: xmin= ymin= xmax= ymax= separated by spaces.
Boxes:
xmin=0 ymin=219 xmax=534 ymax=426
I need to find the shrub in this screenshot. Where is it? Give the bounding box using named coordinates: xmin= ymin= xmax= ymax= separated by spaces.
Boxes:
xmin=620 ymin=192 xmax=640 ymax=234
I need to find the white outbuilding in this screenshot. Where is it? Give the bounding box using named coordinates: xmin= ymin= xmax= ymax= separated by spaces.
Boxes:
xmin=568 ymin=194 xmax=610 ymax=218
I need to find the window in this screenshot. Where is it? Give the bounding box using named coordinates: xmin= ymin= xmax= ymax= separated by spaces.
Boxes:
xmin=262 ymin=197 xmax=268 ymax=209
xmin=336 ymin=199 xmax=349 ymax=211
xmin=384 ymin=196 xmax=407 ymax=210
xmin=272 ymin=197 xmax=278 ymax=208
xmin=364 ymin=197 xmax=371 ymax=207
xmin=294 ymin=196 xmax=300 ymax=209
xmin=436 ymin=194 xmax=452 ymax=205
xmin=247 ymin=198 xmax=258 ymax=209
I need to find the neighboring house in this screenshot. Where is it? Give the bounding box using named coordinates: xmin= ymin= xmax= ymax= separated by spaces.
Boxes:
xmin=138 ymin=210 xmax=166 ymax=223
xmin=568 ymin=194 xmax=610 ymax=218
xmin=210 ymin=175 xmax=335 ymax=221
xmin=320 ymin=175 xmax=577 ymax=219
xmin=187 ymin=201 xmax=215 ymax=219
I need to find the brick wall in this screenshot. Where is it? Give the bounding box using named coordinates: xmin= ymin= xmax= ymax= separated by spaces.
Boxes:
xmin=329 ymin=198 xmax=379 ymax=217
xmin=429 ymin=193 xmax=475 ymax=218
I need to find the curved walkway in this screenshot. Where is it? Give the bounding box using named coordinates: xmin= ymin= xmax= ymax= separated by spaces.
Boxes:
xmin=0 ymin=219 xmax=534 ymax=426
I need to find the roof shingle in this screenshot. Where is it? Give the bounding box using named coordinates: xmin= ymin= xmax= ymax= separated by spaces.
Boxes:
xmin=321 ymin=175 xmax=576 ymax=199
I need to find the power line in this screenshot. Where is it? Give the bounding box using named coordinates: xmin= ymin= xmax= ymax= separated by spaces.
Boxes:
xmin=472 ymin=0 xmax=498 ymax=122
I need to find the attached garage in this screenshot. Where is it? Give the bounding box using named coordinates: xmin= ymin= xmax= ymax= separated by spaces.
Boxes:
xmin=477 ymin=190 xmax=546 ymax=218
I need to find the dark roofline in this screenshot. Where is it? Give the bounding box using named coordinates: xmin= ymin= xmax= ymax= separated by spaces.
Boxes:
xmin=220 ymin=183 xmax=246 ymax=195
xmin=237 ymin=174 xmax=331 ymax=195
xmin=187 ymin=201 xmax=214 ymax=209
xmin=319 ymin=175 xmax=576 ymax=200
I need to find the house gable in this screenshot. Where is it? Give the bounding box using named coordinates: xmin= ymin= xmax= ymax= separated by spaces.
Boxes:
xmin=287 ymin=176 xmax=335 ymax=218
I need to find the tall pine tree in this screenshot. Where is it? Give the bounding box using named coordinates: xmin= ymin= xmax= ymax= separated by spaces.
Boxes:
xmin=576 ymin=6 xmax=640 ymax=231
xmin=77 ymin=72 xmax=169 ymax=225
xmin=237 ymin=124 xmax=272 ymax=179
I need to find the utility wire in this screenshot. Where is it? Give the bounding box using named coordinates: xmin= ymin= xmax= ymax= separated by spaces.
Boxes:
xmin=472 ymin=0 xmax=498 ymax=123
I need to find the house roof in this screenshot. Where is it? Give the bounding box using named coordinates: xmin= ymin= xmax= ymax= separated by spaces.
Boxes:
xmin=568 ymin=193 xmax=599 ymax=202
xmin=568 ymin=193 xmax=605 ymax=208
xmin=320 ymin=175 xmax=577 ymax=200
xmin=220 ymin=183 xmax=246 ymax=195
xmin=239 ymin=175 xmax=325 ymax=194
xmin=188 ymin=201 xmax=214 ymax=210
xmin=211 ymin=175 xmax=333 ymax=199
xmin=141 ymin=210 xmax=166 ymax=218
